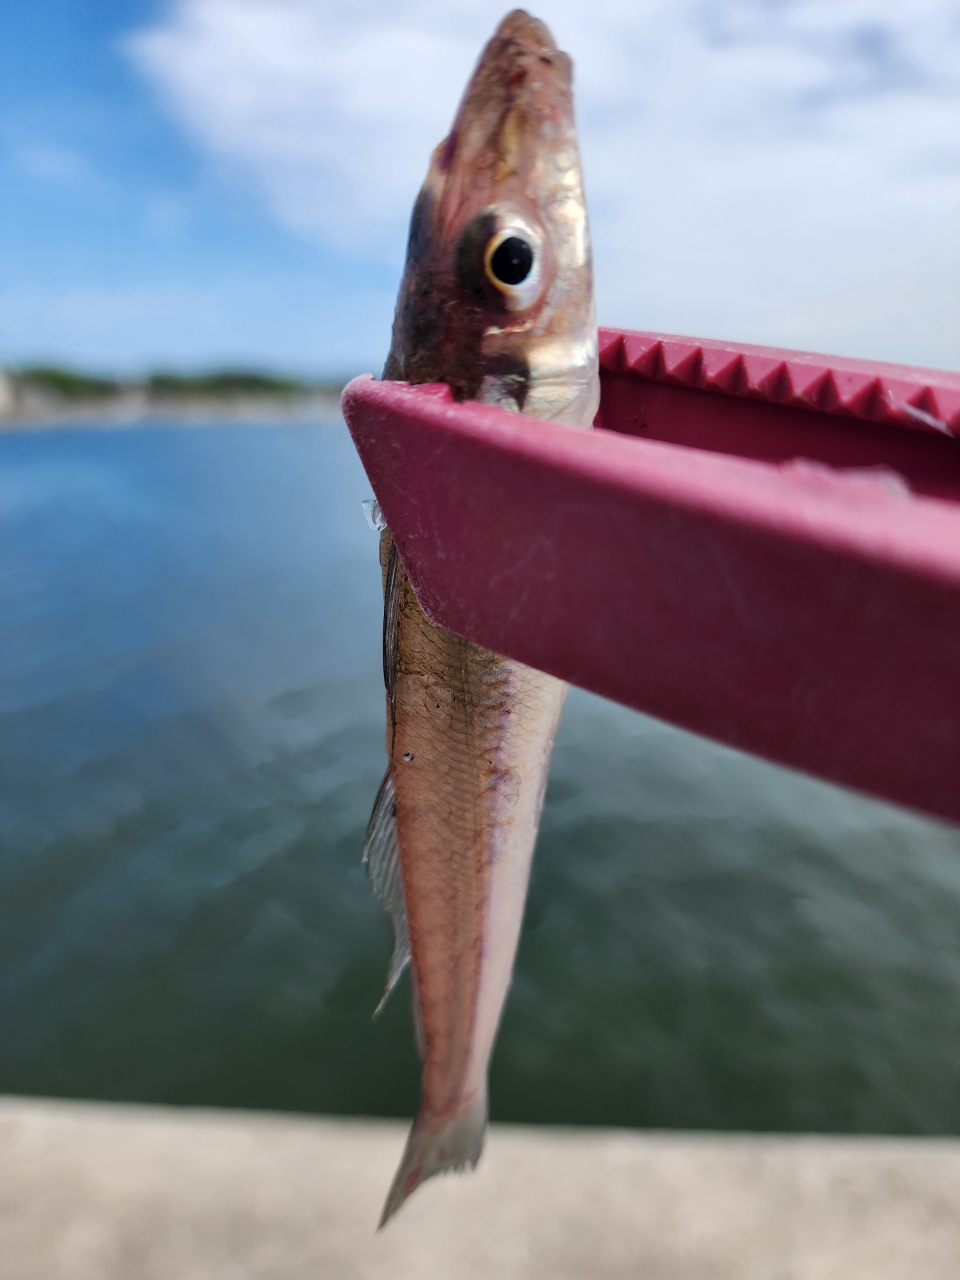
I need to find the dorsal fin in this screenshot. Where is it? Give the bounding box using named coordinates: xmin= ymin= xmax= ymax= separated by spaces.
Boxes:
xmin=362 ymin=769 xmax=409 ymax=1014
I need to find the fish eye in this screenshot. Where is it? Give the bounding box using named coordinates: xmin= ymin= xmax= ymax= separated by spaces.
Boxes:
xmin=480 ymin=222 xmax=544 ymax=311
xmin=457 ymin=211 xmax=545 ymax=312
xmin=488 ymin=236 xmax=533 ymax=286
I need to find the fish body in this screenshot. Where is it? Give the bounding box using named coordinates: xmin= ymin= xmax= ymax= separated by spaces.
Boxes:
xmin=366 ymin=10 xmax=599 ymax=1225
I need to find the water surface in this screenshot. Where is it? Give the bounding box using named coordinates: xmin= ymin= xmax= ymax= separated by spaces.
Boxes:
xmin=3 ymin=418 xmax=960 ymax=1133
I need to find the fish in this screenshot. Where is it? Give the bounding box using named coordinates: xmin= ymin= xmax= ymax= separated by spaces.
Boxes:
xmin=364 ymin=8 xmax=599 ymax=1226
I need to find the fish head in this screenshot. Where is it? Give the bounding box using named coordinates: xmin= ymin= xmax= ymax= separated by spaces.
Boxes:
xmin=383 ymin=9 xmax=598 ymax=427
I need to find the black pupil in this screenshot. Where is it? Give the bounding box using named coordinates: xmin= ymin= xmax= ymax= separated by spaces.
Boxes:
xmin=490 ymin=236 xmax=533 ymax=286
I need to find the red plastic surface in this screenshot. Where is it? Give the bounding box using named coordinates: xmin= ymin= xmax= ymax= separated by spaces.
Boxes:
xmin=597 ymin=328 xmax=960 ymax=437
xmin=342 ymin=329 xmax=960 ymax=824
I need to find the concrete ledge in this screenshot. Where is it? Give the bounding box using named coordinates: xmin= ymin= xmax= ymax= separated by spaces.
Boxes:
xmin=1 ymin=1096 xmax=958 ymax=1279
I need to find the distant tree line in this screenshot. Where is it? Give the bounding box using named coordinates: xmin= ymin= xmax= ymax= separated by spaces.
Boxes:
xmin=11 ymin=365 xmax=348 ymax=402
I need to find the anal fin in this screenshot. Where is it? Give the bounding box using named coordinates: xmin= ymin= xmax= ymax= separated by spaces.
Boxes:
xmin=362 ymin=769 xmax=409 ymax=1015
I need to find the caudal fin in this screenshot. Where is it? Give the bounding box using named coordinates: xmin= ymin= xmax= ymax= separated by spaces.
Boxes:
xmin=378 ymin=1090 xmax=487 ymax=1228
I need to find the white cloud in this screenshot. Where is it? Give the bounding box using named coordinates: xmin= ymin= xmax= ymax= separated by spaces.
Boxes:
xmin=127 ymin=0 xmax=960 ymax=367
xmin=127 ymin=0 xmax=478 ymax=254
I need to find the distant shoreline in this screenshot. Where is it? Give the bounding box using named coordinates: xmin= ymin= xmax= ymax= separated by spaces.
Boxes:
xmin=0 ymin=366 xmax=350 ymax=429
xmin=0 ymin=390 xmax=346 ymax=430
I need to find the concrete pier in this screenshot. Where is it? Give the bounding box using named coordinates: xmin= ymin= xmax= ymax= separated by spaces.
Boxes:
xmin=1 ymin=1096 xmax=959 ymax=1278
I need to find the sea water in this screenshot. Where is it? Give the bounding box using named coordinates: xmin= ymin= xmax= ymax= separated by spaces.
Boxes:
xmin=3 ymin=418 xmax=960 ymax=1133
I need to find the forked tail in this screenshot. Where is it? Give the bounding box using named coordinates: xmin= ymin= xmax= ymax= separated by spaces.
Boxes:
xmin=378 ymin=1089 xmax=487 ymax=1228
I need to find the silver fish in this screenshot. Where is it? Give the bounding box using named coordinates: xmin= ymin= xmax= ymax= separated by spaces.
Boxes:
xmin=365 ymin=8 xmax=599 ymax=1226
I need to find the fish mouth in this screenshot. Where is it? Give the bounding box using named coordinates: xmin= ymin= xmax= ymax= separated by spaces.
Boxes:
xmin=440 ymin=9 xmax=573 ymax=181
xmin=471 ymin=7 xmax=572 ymax=108
xmin=489 ymin=8 xmax=561 ymax=59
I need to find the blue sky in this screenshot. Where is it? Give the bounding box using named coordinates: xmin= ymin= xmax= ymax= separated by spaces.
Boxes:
xmin=0 ymin=0 xmax=395 ymax=376
xmin=2 ymin=1 xmax=959 ymax=377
